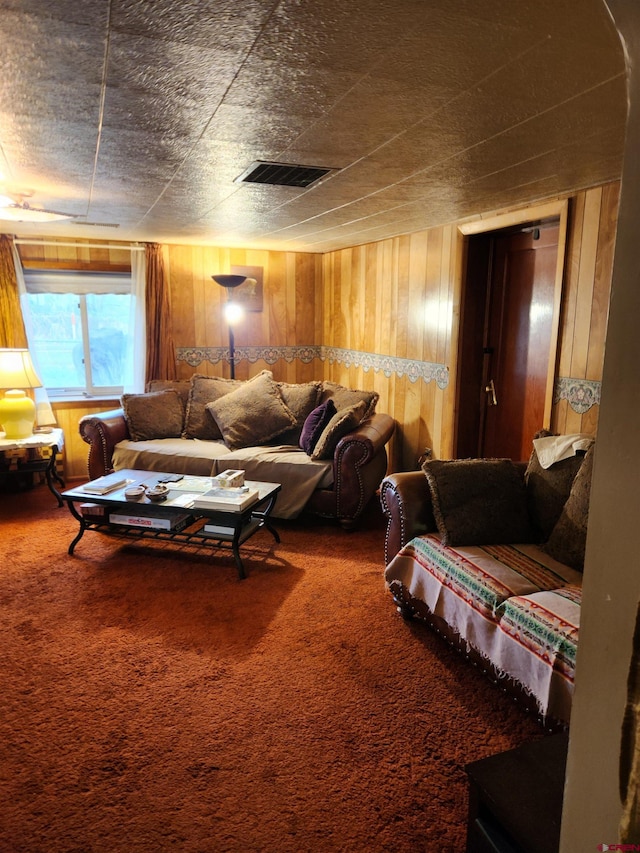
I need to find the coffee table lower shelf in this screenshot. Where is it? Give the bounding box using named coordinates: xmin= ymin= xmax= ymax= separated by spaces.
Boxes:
xmin=68 ymin=516 xmax=271 ymax=579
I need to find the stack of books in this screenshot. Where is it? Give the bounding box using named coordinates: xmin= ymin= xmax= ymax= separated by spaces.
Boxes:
xmin=109 ymin=509 xmax=194 ymax=531
xmin=192 ymin=487 xmax=259 ymax=512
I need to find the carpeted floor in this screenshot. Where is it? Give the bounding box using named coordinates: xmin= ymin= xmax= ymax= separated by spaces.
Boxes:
xmin=0 ymin=481 xmax=542 ymax=852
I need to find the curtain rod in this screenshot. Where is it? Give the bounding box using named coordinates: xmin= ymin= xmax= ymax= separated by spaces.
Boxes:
xmin=13 ymin=239 xmax=145 ymax=252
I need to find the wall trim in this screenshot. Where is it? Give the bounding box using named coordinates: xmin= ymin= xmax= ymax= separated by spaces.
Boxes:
xmin=555 ymin=377 xmax=601 ymax=413
xmin=176 ymin=345 xmax=450 ymax=389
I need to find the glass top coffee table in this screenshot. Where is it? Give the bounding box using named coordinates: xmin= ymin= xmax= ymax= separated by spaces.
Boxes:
xmin=61 ymin=469 xmax=281 ymax=579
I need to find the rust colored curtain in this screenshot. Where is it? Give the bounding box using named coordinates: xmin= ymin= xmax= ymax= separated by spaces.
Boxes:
xmin=144 ymin=243 xmax=176 ymax=383
xmin=0 ymin=234 xmax=28 ymax=348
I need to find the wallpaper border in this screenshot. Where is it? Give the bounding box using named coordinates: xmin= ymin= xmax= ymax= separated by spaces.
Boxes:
xmin=176 ymin=345 xmax=450 ymax=389
xmin=175 ymin=346 xmax=601 ymax=411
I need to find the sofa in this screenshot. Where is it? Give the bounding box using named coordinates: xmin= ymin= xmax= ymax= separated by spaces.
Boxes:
xmin=380 ymin=433 xmax=594 ymax=726
xmin=79 ymin=370 xmax=395 ymax=529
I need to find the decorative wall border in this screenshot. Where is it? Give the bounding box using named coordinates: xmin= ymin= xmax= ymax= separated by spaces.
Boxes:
xmin=554 ymin=377 xmax=601 ymax=414
xmin=176 ymin=345 xmax=450 ymax=389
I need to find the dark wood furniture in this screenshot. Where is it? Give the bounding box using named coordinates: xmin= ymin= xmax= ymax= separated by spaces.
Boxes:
xmin=0 ymin=427 xmax=65 ymax=505
xmin=465 ymin=733 xmax=568 ymax=853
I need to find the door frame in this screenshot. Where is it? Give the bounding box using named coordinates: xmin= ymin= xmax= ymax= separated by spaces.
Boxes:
xmin=454 ymin=199 xmax=569 ymax=454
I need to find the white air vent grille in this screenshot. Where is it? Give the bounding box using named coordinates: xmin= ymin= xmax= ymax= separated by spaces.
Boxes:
xmin=236 ymin=161 xmax=333 ymax=188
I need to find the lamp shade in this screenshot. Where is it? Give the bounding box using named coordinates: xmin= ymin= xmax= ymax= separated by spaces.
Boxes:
xmin=0 ymin=349 xmax=43 ymax=439
xmin=0 ymin=348 xmax=42 ymax=389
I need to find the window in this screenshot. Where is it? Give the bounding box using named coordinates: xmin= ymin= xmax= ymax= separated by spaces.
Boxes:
xmin=23 ymin=270 xmax=133 ymax=398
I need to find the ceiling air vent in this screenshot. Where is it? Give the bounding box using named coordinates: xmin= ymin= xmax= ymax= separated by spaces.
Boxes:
xmin=235 ymin=161 xmax=334 ymax=188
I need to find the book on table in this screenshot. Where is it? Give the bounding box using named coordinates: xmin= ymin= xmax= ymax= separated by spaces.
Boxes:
xmin=81 ymin=473 xmax=129 ymax=495
xmin=109 ymin=510 xmax=194 ymax=531
xmin=192 ymin=487 xmax=260 ymax=512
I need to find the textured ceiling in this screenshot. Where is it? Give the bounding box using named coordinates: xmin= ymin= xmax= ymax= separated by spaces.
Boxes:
xmin=0 ymin=0 xmax=628 ymax=252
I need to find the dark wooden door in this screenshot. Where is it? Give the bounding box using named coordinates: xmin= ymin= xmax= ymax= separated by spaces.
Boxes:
xmin=456 ymin=223 xmax=559 ymax=462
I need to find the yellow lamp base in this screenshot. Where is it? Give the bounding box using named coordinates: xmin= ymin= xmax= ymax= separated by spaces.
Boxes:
xmin=0 ymin=389 xmax=36 ymax=439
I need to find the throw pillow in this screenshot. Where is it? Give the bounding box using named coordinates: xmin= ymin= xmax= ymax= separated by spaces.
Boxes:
xmin=545 ymin=445 xmax=594 ymax=571
xmin=182 ymin=374 xmax=243 ymax=440
xmin=311 ymin=400 xmax=367 ymax=460
xmin=121 ymin=389 xmax=184 ymax=441
xmin=299 ymin=399 xmax=337 ymax=455
xmin=423 ymin=458 xmax=534 ymax=546
xmin=275 ymin=381 xmax=323 ymax=444
xmin=320 ymin=381 xmax=378 ymax=419
xmin=146 ymin=378 xmax=192 ymax=409
xmin=206 ymin=371 xmax=297 ymax=450
xmin=525 ymin=435 xmax=587 ymax=542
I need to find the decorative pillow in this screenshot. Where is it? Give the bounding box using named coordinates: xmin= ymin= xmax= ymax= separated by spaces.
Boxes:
xmin=545 ymin=445 xmax=594 ymax=571
xmin=299 ymin=399 xmax=337 ymax=455
xmin=320 ymin=381 xmax=378 ymax=419
xmin=311 ymin=400 xmax=367 ymax=461
xmin=146 ymin=379 xmax=192 ymax=409
xmin=423 ymin=458 xmax=534 ymax=546
xmin=275 ymin=381 xmax=323 ymax=444
xmin=206 ymin=371 xmax=297 ymax=450
xmin=525 ymin=431 xmax=587 ymax=542
xmin=121 ymin=389 xmax=184 ymax=441
xmin=182 ymin=374 xmax=243 ymax=439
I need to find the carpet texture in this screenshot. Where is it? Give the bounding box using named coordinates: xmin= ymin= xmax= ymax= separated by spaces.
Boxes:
xmin=0 ymin=483 xmax=541 ymax=852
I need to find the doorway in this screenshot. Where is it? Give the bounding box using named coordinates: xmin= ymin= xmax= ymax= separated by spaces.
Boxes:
xmin=455 ymin=205 xmax=567 ymax=462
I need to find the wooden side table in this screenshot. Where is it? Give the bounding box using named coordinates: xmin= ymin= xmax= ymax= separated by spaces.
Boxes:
xmin=464 ymin=733 xmax=568 ymax=853
xmin=0 ymin=428 xmax=66 ymax=506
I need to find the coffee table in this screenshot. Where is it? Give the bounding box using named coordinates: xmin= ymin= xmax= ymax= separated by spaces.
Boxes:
xmin=61 ymin=469 xmax=281 ymax=579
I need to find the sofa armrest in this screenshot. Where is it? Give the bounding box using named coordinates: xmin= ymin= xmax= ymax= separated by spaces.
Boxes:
xmin=79 ymin=408 xmax=130 ymax=479
xmin=380 ymin=471 xmax=436 ymax=565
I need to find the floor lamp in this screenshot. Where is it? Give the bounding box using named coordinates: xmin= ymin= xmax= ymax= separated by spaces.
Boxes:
xmin=211 ymin=275 xmax=248 ymax=380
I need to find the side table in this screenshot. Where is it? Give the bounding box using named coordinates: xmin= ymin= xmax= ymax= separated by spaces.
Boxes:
xmin=0 ymin=428 xmax=66 ymax=506
xmin=464 ymin=733 xmax=568 ymax=853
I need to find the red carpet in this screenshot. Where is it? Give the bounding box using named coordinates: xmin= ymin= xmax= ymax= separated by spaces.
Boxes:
xmin=0 ymin=483 xmax=541 ymax=852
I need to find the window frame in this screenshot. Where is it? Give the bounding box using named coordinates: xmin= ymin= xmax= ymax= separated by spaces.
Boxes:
xmin=23 ymin=269 xmax=133 ymax=400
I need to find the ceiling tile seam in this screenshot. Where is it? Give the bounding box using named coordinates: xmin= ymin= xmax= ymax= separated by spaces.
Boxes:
xmin=133 ymin=0 xmax=286 ymax=229
xmin=257 ymin=70 xmax=627 ymax=241
xmin=87 ymin=0 xmax=114 ymax=220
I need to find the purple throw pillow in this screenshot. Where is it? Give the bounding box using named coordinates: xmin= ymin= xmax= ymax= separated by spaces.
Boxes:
xmin=299 ymin=399 xmax=337 ymax=455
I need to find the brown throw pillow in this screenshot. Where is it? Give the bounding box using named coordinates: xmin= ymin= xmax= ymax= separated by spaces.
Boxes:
xmin=545 ymin=445 xmax=594 ymax=571
xmin=275 ymin=381 xmax=323 ymax=444
xmin=423 ymin=458 xmax=534 ymax=546
xmin=311 ymin=400 xmax=367 ymax=460
xmin=525 ymin=436 xmax=587 ymax=542
xmin=121 ymin=389 xmax=184 ymax=441
xmin=320 ymin=381 xmax=378 ymax=419
xmin=146 ymin=379 xmax=192 ymax=409
xmin=206 ymin=371 xmax=297 ymax=450
xmin=182 ymin=374 xmax=243 ymax=439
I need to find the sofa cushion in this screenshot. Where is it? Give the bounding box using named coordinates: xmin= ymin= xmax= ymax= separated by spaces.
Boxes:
xmin=545 ymin=445 xmax=594 ymax=571
xmin=320 ymin=381 xmax=378 ymax=419
xmin=423 ymin=458 xmax=534 ymax=546
xmin=299 ymin=399 xmax=337 ymax=455
xmin=311 ymin=400 xmax=367 ymax=460
xmin=525 ymin=435 xmax=587 ymax=542
xmin=121 ymin=389 xmax=184 ymax=441
xmin=183 ymin=374 xmax=243 ymax=440
xmin=206 ymin=371 xmax=297 ymax=450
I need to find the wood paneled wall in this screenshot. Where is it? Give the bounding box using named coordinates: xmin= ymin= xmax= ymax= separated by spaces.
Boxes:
xmin=11 ymin=183 xmax=619 ymax=479
xmin=321 ymin=183 xmax=619 ymax=470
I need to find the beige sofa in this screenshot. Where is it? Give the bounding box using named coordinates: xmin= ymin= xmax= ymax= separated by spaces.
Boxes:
xmin=79 ymin=371 xmax=395 ymax=528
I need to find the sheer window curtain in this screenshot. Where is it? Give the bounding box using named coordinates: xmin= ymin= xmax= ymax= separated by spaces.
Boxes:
xmin=10 ymin=239 xmax=56 ymax=426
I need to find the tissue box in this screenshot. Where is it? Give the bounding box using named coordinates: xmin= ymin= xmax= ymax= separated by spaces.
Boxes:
xmin=212 ymin=469 xmax=245 ymax=488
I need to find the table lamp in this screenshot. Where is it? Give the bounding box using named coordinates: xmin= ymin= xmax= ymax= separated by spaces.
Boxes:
xmin=0 ymin=348 xmax=43 ymax=439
